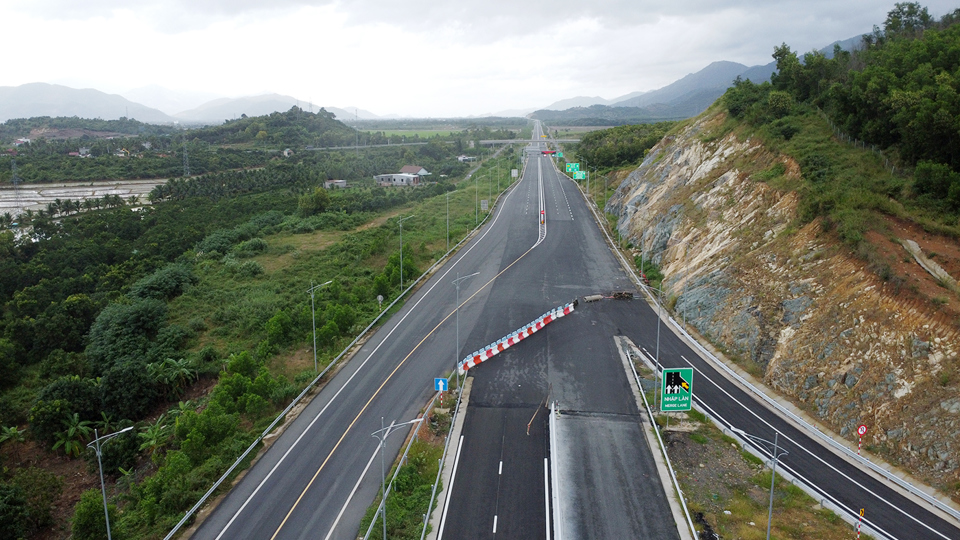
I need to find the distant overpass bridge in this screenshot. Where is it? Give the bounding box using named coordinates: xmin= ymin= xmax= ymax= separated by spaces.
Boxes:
xmin=479 ymin=138 xmax=579 ymax=145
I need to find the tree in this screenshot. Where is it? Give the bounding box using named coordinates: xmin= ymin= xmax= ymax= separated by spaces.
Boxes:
xmin=885 ymin=2 xmax=933 ymax=36
xmin=297 ymin=187 xmax=331 ymax=217
xmin=100 ymin=360 xmax=159 ymax=421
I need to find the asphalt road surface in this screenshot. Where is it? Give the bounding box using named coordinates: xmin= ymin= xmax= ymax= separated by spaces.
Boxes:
xmin=190 ymin=123 xmax=598 ymax=540
xmin=191 ymin=119 xmax=960 ymax=540
xmin=438 ymin=124 xmax=679 ymax=540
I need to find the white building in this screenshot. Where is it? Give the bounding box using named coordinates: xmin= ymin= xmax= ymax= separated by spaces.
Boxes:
xmin=374 ymin=173 xmax=421 ymax=187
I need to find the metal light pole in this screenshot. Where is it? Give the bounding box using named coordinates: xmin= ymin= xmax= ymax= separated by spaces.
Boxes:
xmin=399 ymin=215 xmax=416 ymax=289
xmin=372 ymin=417 xmax=423 ymax=540
xmin=655 ymin=281 xmax=662 ymax=412
xmin=452 ymin=272 xmax=479 ymax=389
xmin=87 ymin=426 xmax=134 ymax=540
xmin=733 ymin=428 xmax=788 ymax=540
xmin=308 ymin=280 xmax=334 ymax=372
xmin=446 ymin=192 xmax=449 ymax=252
xmin=474 ymin=175 xmax=485 ymax=225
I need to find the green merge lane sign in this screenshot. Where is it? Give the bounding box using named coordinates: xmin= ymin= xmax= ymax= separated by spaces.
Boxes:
xmin=661 ymin=367 xmax=693 ymax=411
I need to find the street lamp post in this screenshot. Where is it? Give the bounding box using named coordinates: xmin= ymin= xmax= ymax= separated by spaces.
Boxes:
xmin=87 ymin=426 xmax=134 ymax=540
xmin=446 ymin=192 xmax=449 ymax=252
xmin=733 ymin=428 xmax=788 ymax=540
xmin=308 ymin=280 xmax=334 ymax=372
xmin=399 ymin=215 xmax=416 ymax=289
xmin=372 ymin=417 xmax=423 ymax=540
xmin=473 ymin=175 xmax=486 ymax=225
xmin=452 ymin=272 xmax=479 ymax=389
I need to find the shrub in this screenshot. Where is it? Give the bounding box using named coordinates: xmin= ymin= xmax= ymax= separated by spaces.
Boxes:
xmin=37 ymin=376 xmax=101 ymax=422
xmin=39 ymin=349 xmax=88 ymax=379
xmin=85 ymin=424 xmax=139 ymax=476
xmin=86 ymin=299 xmax=168 ymax=375
xmin=71 ymin=488 xmax=116 ymax=540
xmin=265 ymin=310 xmax=294 ymax=347
xmin=237 ymin=261 xmax=264 ymax=278
xmin=0 ymin=483 xmax=27 ymax=540
xmin=11 ymin=467 xmax=63 ymax=531
xmin=100 ymin=361 xmax=159 ymax=421
xmin=127 ymin=263 xmax=197 ymax=300
xmin=0 ymin=339 xmax=17 ymax=390
xmin=29 ymin=399 xmax=73 ymax=446
xmin=235 ymin=238 xmax=268 ymax=257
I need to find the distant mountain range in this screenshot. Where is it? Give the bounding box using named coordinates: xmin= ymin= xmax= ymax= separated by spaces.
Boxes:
xmin=0 ymin=83 xmax=176 ymax=124
xmin=0 ymin=34 xmax=867 ymax=128
xmin=531 ymin=34 xmax=866 ymax=125
xmin=0 ymin=84 xmax=387 ymax=126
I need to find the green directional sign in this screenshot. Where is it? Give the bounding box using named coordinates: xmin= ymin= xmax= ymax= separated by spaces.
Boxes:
xmin=565 ymin=163 xmax=580 ymax=173
xmin=557 ymin=152 xmax=564 ymax=158
xmin=661 ymin=368 xmax=693 ymax=411
xmin=573 ymin=171 xmax=586 ymax=180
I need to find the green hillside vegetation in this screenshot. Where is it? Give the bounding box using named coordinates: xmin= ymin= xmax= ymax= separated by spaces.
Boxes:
xmin=574 ymin=122 xmax=677 ymax=169
xmin=0 ymin=107 xmax=505 ymax=185
xmin=0 ymin=143 xmax=516 ymax=538
xmin=720 ymin=2 xmax=960 ymax=243
xmin=0 ymin=116 xmax=178 ymax=142
xmin=531 ymin=104 xmax=686 ymax=126
xmin=185 ymin=107 xmax=355 ymax=147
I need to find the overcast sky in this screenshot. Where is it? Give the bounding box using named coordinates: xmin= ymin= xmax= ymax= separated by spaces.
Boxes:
xmin=2 ymin=1 xmax=957 ymax=117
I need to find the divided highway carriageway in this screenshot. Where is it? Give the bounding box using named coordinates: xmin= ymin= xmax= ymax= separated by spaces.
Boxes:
xmin=187 ymin=122 xmax=960 ymax=540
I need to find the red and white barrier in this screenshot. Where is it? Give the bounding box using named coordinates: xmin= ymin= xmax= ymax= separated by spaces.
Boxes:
xmin=458 ymin=302 xmax=576 ymax=375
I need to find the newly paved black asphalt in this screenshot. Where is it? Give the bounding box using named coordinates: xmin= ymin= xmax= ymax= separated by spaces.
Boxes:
xmin=189 ymin=119 xmax=960 ymax=540
xmin=439 ymin=123 xmax=679 ymax=540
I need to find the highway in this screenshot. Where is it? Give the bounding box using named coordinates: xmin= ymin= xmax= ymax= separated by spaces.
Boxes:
xmin=437 ymin=127 xmax=680 ymax=539
xmin=189 ymin=118 xmax=960 ymax=540
xmin=190 ymin=123 xmax=584 ymax=540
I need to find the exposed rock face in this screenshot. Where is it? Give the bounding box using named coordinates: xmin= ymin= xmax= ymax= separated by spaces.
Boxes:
xmin=606 ymin=109 xmax=960 ymax=490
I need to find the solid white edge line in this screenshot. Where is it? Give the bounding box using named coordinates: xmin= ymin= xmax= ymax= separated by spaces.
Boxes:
xmin=215 ymin=151 xmax=527 ymax=538
xmin=322 ymin=446 xmax=381 ymax=540
xmin=680 ymin=355 xmax=950 ymax=540
xmin=544 ymin=458 xmax=551 ymax=540
xmin=436 ymin=435 xmax=465 ymax=540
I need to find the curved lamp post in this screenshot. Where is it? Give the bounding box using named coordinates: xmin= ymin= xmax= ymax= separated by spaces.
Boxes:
xmin=87 ymin=426 xmax=134 ymax=540
xmin=452 ymin=272 xmax=479 ymax=389
xmin=732 ymin=427 xmax=788 ymax=540
xmin=308 ymin=280 xmax=334 ymax=372
xmin=372 ymin=417 xmax=423 ymax=539
xmin=399 ymin=215 xmax=416 ymax=289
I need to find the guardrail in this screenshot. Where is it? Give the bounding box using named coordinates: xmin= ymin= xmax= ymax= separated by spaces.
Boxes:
xmin=620 ymin=341 xmax=698 ymax=538
xmin=164 ymin=155 xmax=520 ymax=540
xmin=566 ymin=160 xmax=960 ymax=526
